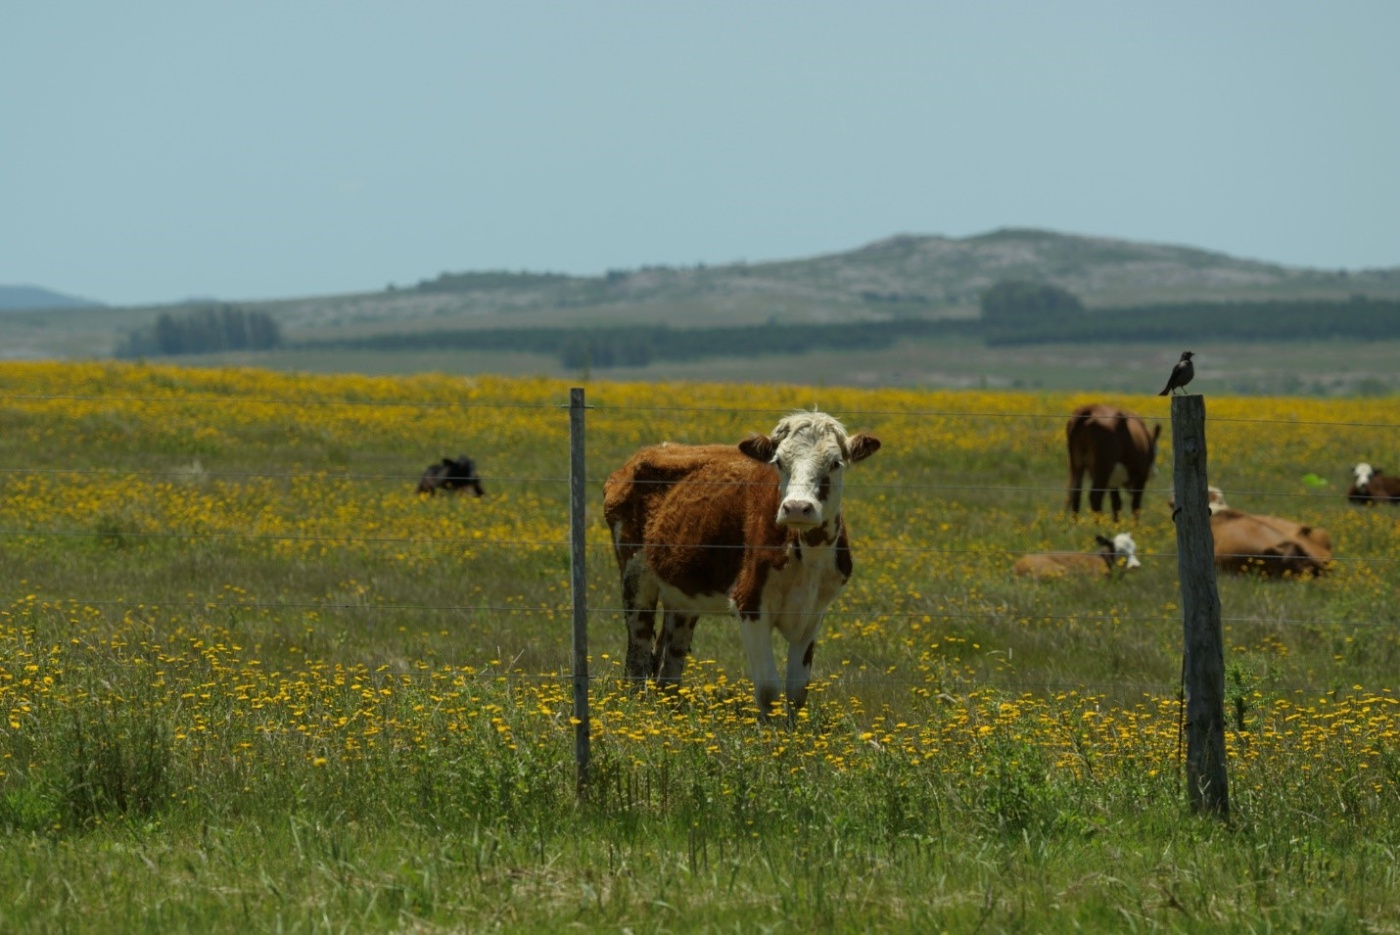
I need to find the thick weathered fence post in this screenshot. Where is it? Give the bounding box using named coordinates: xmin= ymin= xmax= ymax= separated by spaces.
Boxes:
xmin=568 ymin=388 xmax=591 ymax=796
xmin=1171 ymin=394 xmax=1229 ymax=818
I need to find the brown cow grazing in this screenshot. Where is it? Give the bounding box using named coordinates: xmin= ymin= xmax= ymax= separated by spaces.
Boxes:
xmin=1066 ymin=404 xmax=1161 ymax=521
xmin=603 ymin=411 xmax=880 ymax=723
xmin=1013 ymin=532 xmax=1141 ymax=579
xmin=1347 ymin=463 xmax=1400 ymax=505
xmin=1210 ymin=508 xmax=1332 ymax=578
xmin=416 ymin=455 xmax=484 ymax=497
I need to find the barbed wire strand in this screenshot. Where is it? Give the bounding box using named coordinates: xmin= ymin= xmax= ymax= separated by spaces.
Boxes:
xmin=8 ymin=594 xmax=1395 ymax=632
xmin=0 ymin=463 xmax=1382 ymax=505
xmin=3 ymin=394 xmax=1395 ymax=704
xmin=4 ymin=390 xmax=1400 ymax=430
xmin=1 ymin=527 xmax=1394 ymax=567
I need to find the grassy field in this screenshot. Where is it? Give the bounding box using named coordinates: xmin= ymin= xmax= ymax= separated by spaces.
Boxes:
xmin=2 ymin=362 xmax=1399 ymax=932
xmin=121 ymin=335 xmax=1400 ymax=400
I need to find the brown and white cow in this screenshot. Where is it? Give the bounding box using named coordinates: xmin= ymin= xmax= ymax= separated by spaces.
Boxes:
xmin=1210 ymin=508 xmax=1332 ymax=578
xmin=1066 ymin=404 xmax=1161 ymax=522
xmin=1167 ymin=485 xmax=1230 ymax=516
xmin=1013 ymin=532 xmax=1141 ymax=579
xmin=603 ymin=411 xmax=880 ymax=723
xmin=1347 ymin=463 xmax=1400 ymax=506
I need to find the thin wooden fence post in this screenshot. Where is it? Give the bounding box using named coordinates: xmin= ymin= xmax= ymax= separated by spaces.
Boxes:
xmin=568 ymin=388 xmax=591 ymax=796
xmin=1171 ymin=394 xmax=1229 ymax=818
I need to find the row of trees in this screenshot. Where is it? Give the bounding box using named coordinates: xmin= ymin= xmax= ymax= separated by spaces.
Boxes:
xmin=113 ymin=283 xmax=1398 ymax=365
xmin=980 ymin=279 xmax=1085 ymax=335
xmin=977 ymin=280 xmax=1400 ymax=345
xmin=413 ymin=270 xmax=572 ymax=293
xmin=296 ymin=319 xmax=980 ymax=369
xmin=117 ymin=305 xmax=282 ymax=358
xmin=294 ymin=283 xmax=1400 ymax=369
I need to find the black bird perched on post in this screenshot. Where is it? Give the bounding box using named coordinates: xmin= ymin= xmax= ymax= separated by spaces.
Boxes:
xmin=1158 ymin=351 xmax=1195 ymax=396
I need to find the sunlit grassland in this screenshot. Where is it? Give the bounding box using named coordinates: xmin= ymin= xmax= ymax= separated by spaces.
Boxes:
xmin=1 ymin=361 xmax=1399 ymax=932
xmin=143 ymin=336 xmax=1400 ymax=397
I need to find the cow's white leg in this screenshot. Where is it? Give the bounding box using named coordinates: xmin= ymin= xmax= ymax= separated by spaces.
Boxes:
xmin=655 ymin=611 xmax=698 ymax=688
xmin=739 ymin=617 xmax=783 ymax=721
xmin=620 ymin=557 xmax=660 ymax=687
xmin=783 ymin=624 xmax=821 ymax=721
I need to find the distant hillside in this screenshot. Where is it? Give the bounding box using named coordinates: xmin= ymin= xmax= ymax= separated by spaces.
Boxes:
xmin=4 ymin=228 xmax=1399 ymax=362
xmin=0 ymin=285 xmax=104 ymax=311
xmin=254 ymin=228 xmax=1400 ymax=340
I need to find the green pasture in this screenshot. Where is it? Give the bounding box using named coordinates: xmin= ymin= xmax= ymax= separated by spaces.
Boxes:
xmin=0 ymin=364 xmax=1398 ymax=933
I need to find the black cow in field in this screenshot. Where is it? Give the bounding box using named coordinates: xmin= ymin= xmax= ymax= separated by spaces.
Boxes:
xmin=417 ymin=455 xmax=484 ymax=497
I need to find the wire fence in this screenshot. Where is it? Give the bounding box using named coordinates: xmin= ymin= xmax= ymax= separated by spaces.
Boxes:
xmin=3 ymin=389 xmax=1397 ymax=701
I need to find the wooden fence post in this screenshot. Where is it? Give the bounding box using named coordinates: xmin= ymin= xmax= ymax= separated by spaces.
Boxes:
xmin=568 ymin=388 xmax=591 ymax=796
xmin=1171 ymin=394 xmax=1229 ymax=818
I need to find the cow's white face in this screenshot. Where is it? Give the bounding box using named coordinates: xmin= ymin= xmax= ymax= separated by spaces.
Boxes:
xmin=1112 ymin=532 xmax=1141 ymax=570
xmin=739 ymin=412 xmax=880 ymax=530
xmin=1354 ymin=462 xmax=1375 ymax=492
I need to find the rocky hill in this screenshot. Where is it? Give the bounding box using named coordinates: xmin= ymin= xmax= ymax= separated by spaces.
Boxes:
xmin=5 ymin=228 xmax=1398 ymax=360
xmin=0 ymin=284 xmax=104 ymax=311
xmin=258 ymin=227 xmax=1400 ymax=340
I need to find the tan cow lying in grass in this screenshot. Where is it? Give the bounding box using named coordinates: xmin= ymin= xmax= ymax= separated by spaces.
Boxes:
xmin=1210 ymin=508 xmax=1332 ymax=578
xmin=1173 ymin=486 xmax=1331 ymax=578
xmin=1014 ymin=533 xmax=1141 ymax=579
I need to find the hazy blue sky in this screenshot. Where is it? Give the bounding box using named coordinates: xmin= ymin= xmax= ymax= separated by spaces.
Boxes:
xmin=4 ymin=2 xmax=1397 ymax=307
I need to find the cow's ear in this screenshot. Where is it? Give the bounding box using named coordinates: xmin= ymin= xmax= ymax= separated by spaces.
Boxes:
xmin=1095 ymin=535 xmax=1113 ymax=548
xmin=848 ymin=434 xmax=881 ymax=463
xmin=739 ymin=434 xmax=776 ymax=463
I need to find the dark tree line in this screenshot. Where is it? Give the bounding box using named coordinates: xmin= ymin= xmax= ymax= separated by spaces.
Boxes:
xmin=128 ymin=284 xmax=1395 ymax=365
xmin=290 ymin=287 xmax=1400 ymax=368
xmin=980 ymin=280 xmax=1085 ymax=328
xmin=294 ymin=319 xmax=980 ymax=369
xmin=983 ymin=294 xmax=1400 ymax=345
xmin=117 ymin=305 xmax=282 ymax=358
xmin=414 ymin=270 xmax=573 ymax=293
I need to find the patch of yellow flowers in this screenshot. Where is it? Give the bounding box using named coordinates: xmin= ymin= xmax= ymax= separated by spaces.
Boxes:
xmin=1 ymin=361 xmax=1398 ymax=802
